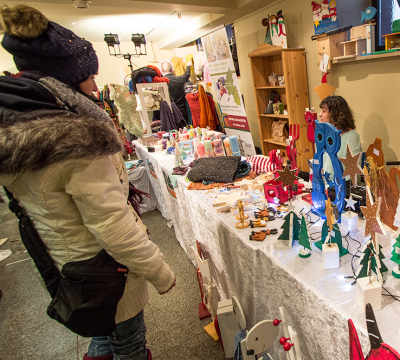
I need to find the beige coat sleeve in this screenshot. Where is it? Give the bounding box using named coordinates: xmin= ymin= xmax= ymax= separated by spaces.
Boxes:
xmin=59 ymin=156 xmax=175 ymax=293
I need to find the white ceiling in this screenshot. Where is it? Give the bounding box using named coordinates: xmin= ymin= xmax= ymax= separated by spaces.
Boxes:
xmin=2 ymin=0 xmax=280 ymax=48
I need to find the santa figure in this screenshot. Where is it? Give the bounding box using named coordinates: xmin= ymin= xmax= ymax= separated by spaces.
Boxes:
xmin=329 ymin=0 xmax=337 ymax=22
xmin=311 ymin=1 xmax=322 ymax=22
xmin=321 ymin=0 xmax=330 ymax=19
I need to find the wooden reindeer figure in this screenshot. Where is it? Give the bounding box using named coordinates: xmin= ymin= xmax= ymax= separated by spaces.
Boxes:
xmin=286 ymin=124 xmax=299 ymax=170
xmin=349 ymin=303 xmax=400 ymax=360
xmin=365 ymin=138 xmax=400 ymax=230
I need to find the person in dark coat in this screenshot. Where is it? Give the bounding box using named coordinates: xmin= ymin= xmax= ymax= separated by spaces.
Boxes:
xmin=161 ymin=61 xmax=192 ymax=122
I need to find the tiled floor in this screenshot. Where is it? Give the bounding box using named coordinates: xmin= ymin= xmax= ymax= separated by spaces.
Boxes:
xmin=0 ymin=201 xmax=226 ymax=360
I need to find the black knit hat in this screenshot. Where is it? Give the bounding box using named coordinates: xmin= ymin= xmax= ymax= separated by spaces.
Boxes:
xmin=1 ymin=16 xmax=98 ymax=85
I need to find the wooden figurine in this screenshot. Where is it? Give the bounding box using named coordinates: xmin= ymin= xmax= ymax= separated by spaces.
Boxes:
xmin=254 ymin=209 xmax=275 ymax=221
xmin=273 ymin=307 xmax=303 ymax=360
xmin=349 ymin=303 xmax=400 ymax=360
xmin=298 ymin=215 xmax=312 ymax=257
xmin=286 ymin=124 xmax=299 ymax=170
xmin=236 ymin=200 xmax=250 ymax=229
xmin=312 ymin=120 xmax=345 ymax=218
xmin=365 ymin=138 xmax=400 ymax=230
xmin=304 ymin=109 xmax=317 ymax=145
xmin=250 ymin=219 xmax=266 ymax=228
xmin=314 ymin=72 xmax=336 ymax=100
xmin=249 ymin=229 xmax=278 ymax=241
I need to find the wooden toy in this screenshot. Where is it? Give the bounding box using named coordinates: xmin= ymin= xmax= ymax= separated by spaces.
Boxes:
xmin=254 ymin=209 xmax=275 ymax=221
xmin=249 ymin=229 xmax=278 ymax=241
xmin=304 ymin=109 xmax=317 ymax=145
xmin=232 ymin=297 xmax=278 ymax=360
xmin=315 ymin=31 xmax=347 ymax=70
xmin=278 ymin=210 xmax=301 ymax=249
xmin=312 ymin=0 xmax=338 ymax=35
xmin=286 ymin=124 xmax=299 ymax=170
xmin=391 ymin=234 xmax=400 ymax=279
xmin=356 ymin=239 xmax=387 ymax=288
xmin=341 ymin=210 xmax=358 ymax=234
xmin=273 ymin=306 xmax=303 ymax=360
xmin=236 ymin=200 xmax=250 ymax=229
xmin=312 ymin=120 xmax=345 ymax=218
xmin=298 ymin=215 xmax=312 ymax=258
xmin=339 ymin=143 xmax=363 ymax=187
xmin=333 ymin=8 xmax=376 ymax=60
xmin=250 ymin=219 xmax=266 ymax=228
xmin=356 ymin=277 xmax=382 ymax=312
xmin=236 ymin=212 xmax=249 ymax=220
xmin=365 ymin=138 xmax=400 ymax=230
xmin=191 ymin=244 xmax=218 ymax=320
xmin=313 ymin=72 xmax=336 ymax=100
xmin=381 ymin=32 xmax=400 ymax=51
xmin=264 ymin=180 xmax=289 ymax=205
xmin=360 ymin=186 xmax=387 ymax=253
xmin=349 ymin=303 xmax=400 ymax=360
xmin=269 ymin=149 xmax=283 ymax=171
xmin=216 ymin=298 xmax=242 ymax=358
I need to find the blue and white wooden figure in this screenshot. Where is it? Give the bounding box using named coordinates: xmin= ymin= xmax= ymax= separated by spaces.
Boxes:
xmin=311 ymin=120 xmax=346 ymax=219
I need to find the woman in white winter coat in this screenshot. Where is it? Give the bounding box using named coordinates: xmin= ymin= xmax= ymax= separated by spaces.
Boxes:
xmin=0 ymin=5 xmax=175 ymax=360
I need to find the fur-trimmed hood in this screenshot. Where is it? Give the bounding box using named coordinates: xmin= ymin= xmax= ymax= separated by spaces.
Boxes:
xmin=0 ymin=114 xmax=123 ymax=182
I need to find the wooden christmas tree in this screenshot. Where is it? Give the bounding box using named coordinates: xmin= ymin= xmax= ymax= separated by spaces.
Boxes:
xmin=298 ymin=215 xmax=312 ymax=258
xmin=314 ymin=220 xmax=349 ymax=256
xmin=390 ymin=234 xmax=400 ymax=278
xmin=278 ymin=210 xmax=301 ymax=249
xmin=355 ymin=240 xmax=384 ymax=284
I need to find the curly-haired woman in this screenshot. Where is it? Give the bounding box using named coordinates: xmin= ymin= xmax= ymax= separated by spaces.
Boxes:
xmin=319 ymin=95 xmax=362 ymax=183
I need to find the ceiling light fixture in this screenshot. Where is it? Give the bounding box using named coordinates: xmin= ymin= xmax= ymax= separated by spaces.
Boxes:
xmin=72 ymin=0 xmax=91 ymax=10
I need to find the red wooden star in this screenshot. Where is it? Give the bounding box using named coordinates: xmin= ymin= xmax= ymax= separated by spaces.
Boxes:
xmin=360 ymin=186 xmax=386 ymax=250
xmin=339 ymin=143 xmax=363 ymax=187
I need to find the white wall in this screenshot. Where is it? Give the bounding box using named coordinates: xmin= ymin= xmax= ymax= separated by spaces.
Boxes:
xmin=233 ymin=0 xmax=400 ymax=164
xmin=0 ymin=40 xmax=198 ymax=87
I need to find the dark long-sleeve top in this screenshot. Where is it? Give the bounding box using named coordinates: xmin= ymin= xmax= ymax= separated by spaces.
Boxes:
xmin=164 ymin=66 xmax=191 ymax=115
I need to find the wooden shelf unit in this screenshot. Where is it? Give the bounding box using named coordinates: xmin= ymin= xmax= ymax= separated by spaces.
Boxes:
xmin=248 ymin=43 xmax=313 ymax=171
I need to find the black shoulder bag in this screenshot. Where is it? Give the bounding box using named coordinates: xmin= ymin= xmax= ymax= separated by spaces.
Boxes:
xmin=4 ymin=187 xmax=128 ymax=337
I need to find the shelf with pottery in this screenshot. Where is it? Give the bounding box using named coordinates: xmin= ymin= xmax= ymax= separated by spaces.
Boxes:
xmin=248 ymin=43 xmax=312 ymax=171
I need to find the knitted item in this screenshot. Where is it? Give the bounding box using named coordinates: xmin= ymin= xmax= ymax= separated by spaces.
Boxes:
xmin=246 ymin=155 xmax=275 ymax=174
xmin=1 ymin=6 xmax=98 ymax=85
xmin=199 ymin=84 xmax=215 ymax=129
xmin=109 ymin=85 xmax=145 ymax=138
xmin=187 ymin=156 xmax=240 ymax=183
xmin=128 ymin=183 xmax=150 ymax=218
xmin=235 ymin=161 xmax=252 ymax=179
xmin=160 ymin=101 xmax=184 ymax=132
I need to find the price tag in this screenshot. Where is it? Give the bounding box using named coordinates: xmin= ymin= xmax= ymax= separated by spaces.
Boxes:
xmin=373 ymin=148 xmax=379 ymax=156
xmin=289 ymin=136 xmax=293 ymax=141
xmin=331 ymin=230 xmax=335 ymax=237
xmin=314 ymin=159 xmax=319 ymax=165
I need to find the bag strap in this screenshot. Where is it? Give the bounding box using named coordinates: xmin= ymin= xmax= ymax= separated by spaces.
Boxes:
xmin=3 ymin=187 xmax=61 ymax=298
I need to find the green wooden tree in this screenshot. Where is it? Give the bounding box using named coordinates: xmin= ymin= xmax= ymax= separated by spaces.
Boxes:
xmin=356 ymin=240 xmax=383 ymax=284
xmin=298 ymin=215 xmax=311 ymax=258
xmin=376 ymin=243 xmax=388 ymax=273
xmin=314 ymin=220 xmax=349 ymax=256
xmin=391 ymin=234 xmax=400 ymax=278
xmin=278 ymin=211 xmax=301 ymax=248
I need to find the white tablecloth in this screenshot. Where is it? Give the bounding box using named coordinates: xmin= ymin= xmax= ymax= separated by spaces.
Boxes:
xmin=135 ymin=143 xmax=400 ymax=360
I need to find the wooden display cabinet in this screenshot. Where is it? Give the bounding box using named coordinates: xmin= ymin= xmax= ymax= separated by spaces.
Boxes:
xmin=248 ymin=43 xmax=313 ymax=171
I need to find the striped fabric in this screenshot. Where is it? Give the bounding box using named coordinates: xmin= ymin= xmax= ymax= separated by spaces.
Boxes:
xmin=246 ymin=155 xmax=275 ymax=174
